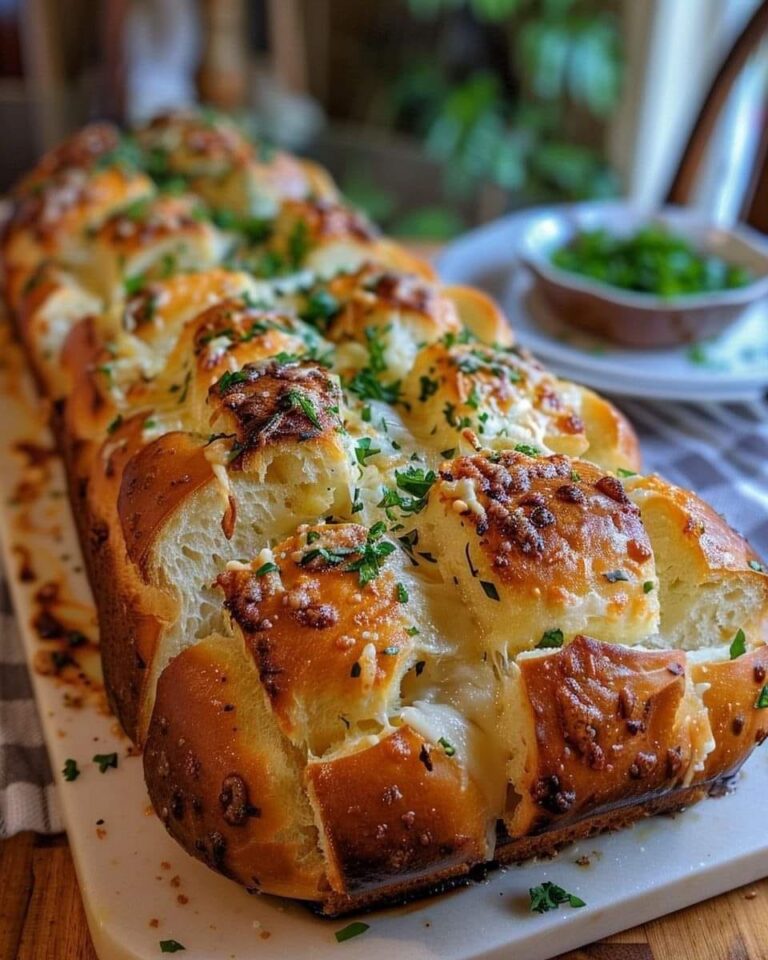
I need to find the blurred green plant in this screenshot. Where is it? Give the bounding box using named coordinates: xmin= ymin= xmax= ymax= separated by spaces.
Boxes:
xmin=390 ymin=0 xmax=622 ymax=210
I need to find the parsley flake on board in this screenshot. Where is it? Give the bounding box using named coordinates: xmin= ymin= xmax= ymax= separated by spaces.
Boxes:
xmin=730 ymin=628 xmax=747 ymax=660
xmin=529 ymin=881 xmax=586 ymax=914
xmin=93 ymin=753 xmax=118 ymax=773
xmin=334 ymin=921 xmax=370 ymax=943
xmin=62 ymin=759 xmax=80 ymax=782
xmin=537 ymin=628 xmax=564 ymax=649
xmin=159 ymin=941 xmax=186 ymax=953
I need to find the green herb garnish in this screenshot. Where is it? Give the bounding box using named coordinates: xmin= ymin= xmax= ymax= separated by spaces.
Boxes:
xmin=730 ymin=628 xmax=746 ymax=660
xmin=551 ymin=225 xmax=752 ymax=297
xmin=286 ymin=388 xmax=322 ymax=429
xmin=62 ymin=758 xmax=80 ymax=782
xmin=537 ymin=628 xmax=564 ymax=649
xmin=514 ymin=443 xmax=540 ymax=457
xmin=93 ymin=753 xmax=118 ymax=773
xmin=480 ymin=580 xmax=500 ymax=601
xmin=334 ymin=922 xmax=370 ymax=943
xmin=529 ymin=881 xmax=586 ymax=914
xmin=355 ymin=436 xmax=381 ymax=466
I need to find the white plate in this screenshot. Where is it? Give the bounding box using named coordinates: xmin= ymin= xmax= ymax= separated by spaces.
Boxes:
xmin=2 ymin=323 xmax=768 ymax=960
xmin=437 ymin=203 xmax=768 ymax=402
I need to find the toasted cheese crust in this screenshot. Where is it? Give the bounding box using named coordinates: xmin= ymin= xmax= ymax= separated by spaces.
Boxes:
xmin=5 ymin=111 xmax=767 ymax=917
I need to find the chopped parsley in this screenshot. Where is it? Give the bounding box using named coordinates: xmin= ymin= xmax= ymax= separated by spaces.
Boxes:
xmin=106 ymin=414 xmax=123 ymax=435
xmin=346 ymin=523 xmax=396 ymax=586
xmin=287 ymin=218 xmax=310 ymax=268
xmin=159 ymin=941 xmax=186 ymax=954
xmin=729 ymin=628 xmax=746 ymax=659
xmin=93 ymin=753 xmax=118 ymax=773
xmin=299 ymin=289 xmax=340 ymax=331
xmin=365 ymin=325 xmax=389 ymax=375
xmin=62 ymin=758 xmax=80 ymax=782
xmin=345 ymin=368 xmax=403 ymax=406
xmin=438 ymin=737 xmax=456 ymax=757
xmin=529 ymin=881 xmax=586 ymax=913
xmin=396 ymin=582 xmax=409 ymax=603
xmin=355 ymin=436 xmax=381 ymax=466
xmin=756 ymin=685 xmax=768 ymax=709
xmin=643 ymin=580 xmax=655 ymax=593
xmin=443 ymin=402 xmax=471 ymax=431
xmin=617 ymin=468 xmax=637 ymax=477
xmin=286 ymin=388 xmax=322 ymax=429
xmin=480 ymin=580 xmax=500 ymax=601
xmin=216 ymin=369 xmax=249 ymax=392
xmin=175 ymin=369 xmax=191 ymax=404
xmin=395 ymin=466 xmax=436 ymax=500
xmin=514 ymin=443 xmax=540 ymax=457
xmin=419 ymin=375 xmax=439 ymax=402
xmin=123 ymin=272 xmax=146 ymax=296
xmin=537 ymin=628 xmax=564 ymax=649
xmin=334 ymin=922 xmax=370 ymax=943
xmin=440 ymin=447 xmax=456 ymax=459
xmin=255 ymin=562 xmax=279 ymax=577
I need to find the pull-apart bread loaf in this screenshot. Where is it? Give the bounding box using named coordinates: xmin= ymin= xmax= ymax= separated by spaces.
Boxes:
xmin=3 ymin=112 xmax=767 ymax=915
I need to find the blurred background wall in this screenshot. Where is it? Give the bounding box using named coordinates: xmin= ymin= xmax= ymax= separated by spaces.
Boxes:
xmin=1 ymin=0 xmax=765 ymax=236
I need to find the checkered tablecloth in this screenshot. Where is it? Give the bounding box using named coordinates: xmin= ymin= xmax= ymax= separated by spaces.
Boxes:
xmin=1 ymin=397 xmax=766 ymax=837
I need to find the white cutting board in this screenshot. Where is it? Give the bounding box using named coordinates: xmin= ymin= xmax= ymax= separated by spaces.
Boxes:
xmin=1 ymin=323 xmax=767 ymax=960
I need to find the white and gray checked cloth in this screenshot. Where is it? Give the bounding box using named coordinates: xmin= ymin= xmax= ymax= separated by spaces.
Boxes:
xmin=0 ymin=397 xmax=766 ymax=838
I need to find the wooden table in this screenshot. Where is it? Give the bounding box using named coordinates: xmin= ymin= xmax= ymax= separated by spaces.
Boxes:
xmin=1 ymin=831 xmax=766 ymax=959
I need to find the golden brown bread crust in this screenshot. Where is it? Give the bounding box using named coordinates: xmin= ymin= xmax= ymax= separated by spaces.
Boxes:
xmin=692 ymin=648 xmax=768 ymax=781
xmin=424 ymin=452 xmax=659 ymax=654
xmin=306 ymin=727 xmax=491 ymax=897
xmin=118 ymin=432 xmax=214 ymax=572
xmin=217 ymin=523 xmax=417 ymax=753
xmin=143 ymin=633 xmax=326 ymax=900
xmin=5 ymin=113 xmax=768 ymax=918
xmin=506 ymin=635 xmax=695 ymax=837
